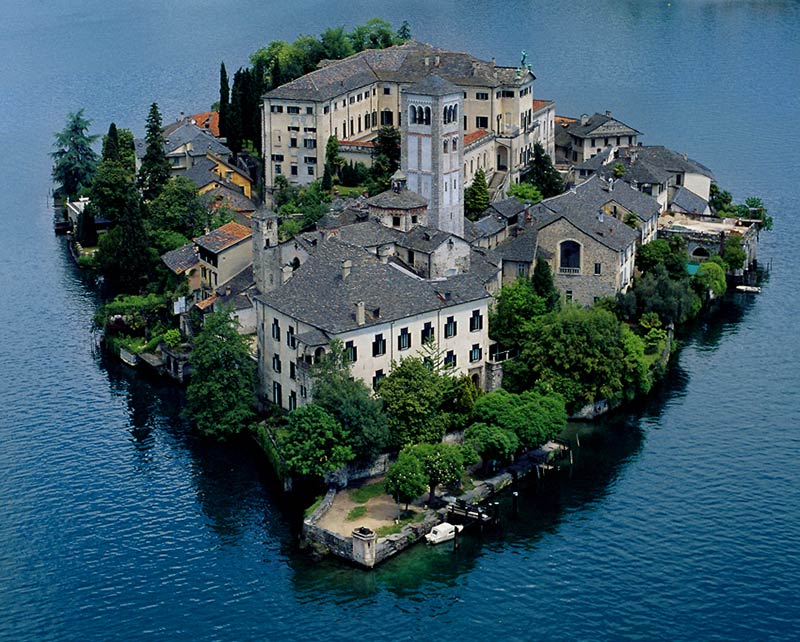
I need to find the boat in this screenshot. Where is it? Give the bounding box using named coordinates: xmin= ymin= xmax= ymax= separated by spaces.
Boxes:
xmin=425 ymin=522 xmax=464 ymax=544
xmin=736 ymin=285 xmax=761 ymax=293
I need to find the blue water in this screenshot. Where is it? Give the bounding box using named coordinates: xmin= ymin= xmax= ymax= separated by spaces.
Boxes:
xmin=1 ymin=1 xmax=799 ymax=640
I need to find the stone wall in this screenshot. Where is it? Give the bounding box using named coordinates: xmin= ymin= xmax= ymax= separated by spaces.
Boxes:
xmin=324 ymin=454 xmax=393 ymax=488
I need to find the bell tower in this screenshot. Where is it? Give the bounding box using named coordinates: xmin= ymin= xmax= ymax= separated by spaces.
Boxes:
xmin=252 ymin=208 xmax=280 ymax=293
xmin=401 ymin=74 xmax=464 ymax=238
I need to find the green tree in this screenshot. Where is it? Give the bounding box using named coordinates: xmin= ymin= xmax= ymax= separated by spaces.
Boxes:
xmin=278 ymin=404 xmax=355 ymax=478
xmin=692 ymin=261 xmax=727 ymax=298
xmin=325 ymin=135 xmax=344 ymax=175
xmin=522 ymin=142 xmax=564 ymax=198
xmin=89 ymin=158 xmax=138 ymax=223
xmin=377 ymin=357 xmax=447 ymax=447
xmin=722 ymin=234 xmax=747 ymax=270
xmin=465 ymin=422 xmax=519 ymax=470
xmin=218 ymin=62 xmax=230 ymax=142
xmin=744 ymin=196 xmax=772 ymax=231
xmin=464 ymin=168 xmax=490 ymax=220
xmin=147 ymin=176 xmax=208 ymax=238
xmin=612 ymin=162 xmax=626 ymax=178
xmin=185 ymin=307 xmax=256 ymax=439
xmin=488 ymin=277 xmax=547 ymax=349
xmin=507 ymin=182 xmax=543 ymax=204
xmin=471 ymin=389 xmax=566 ymax=449
xmin=636 ymin=237 xmax=687 ymax=279
xmin=620 ymin=264 xmax=701 ymax=325
xmin=321 ymin=26 xmax=355 ymax=60
xmin=138 ymin=102 xmax=170 ymax=201
xmin=405 ymin=443 xmax=465 ymax=504
xmin=503 ymin=306 xmax=651 ymax=413
xmin=101 ymin=122 xmax=120 ymax=163
xmin=384 ymin=450 xmax=427 ymax=511
xmin=311 ymin=341 xmax=390 ymax=462
xmin=396 ymin=20 xmax=412 ymax=42
xmin=51 ymin=109 xmax=99 ymax=199
xmin=116 ymin=128 xmax=136 ymax=176
xmin=369 ymin=126 xmax=401 ymax=193
xmin=96 ymin=195 xmax=152 ymax=293
xmin=531 ymin=257 xmax=560 ymax=312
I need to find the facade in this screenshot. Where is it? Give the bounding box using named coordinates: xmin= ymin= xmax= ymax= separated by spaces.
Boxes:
xmin=254 ymin=240 xmax=492 ymax=411
xmin=261 ymin=40 xmax=554 ymax=199
xmin=134 ymin=118 xmax=231 ymax=174
xmin=193 ymin=221 xmax=253 ymax=294
xmin=555 ymin=111 xmax=640 ymax=166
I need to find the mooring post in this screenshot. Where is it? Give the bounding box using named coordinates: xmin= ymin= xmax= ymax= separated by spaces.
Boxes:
xmin=576 ymin=433 xmax=580 ymax=448
xmin=512 ymin=491 xmax=519 ymax=517
xmin=453 ymin=525 xmax=460 ymax=551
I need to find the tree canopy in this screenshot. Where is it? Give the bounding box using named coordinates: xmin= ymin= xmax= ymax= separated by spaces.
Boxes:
xmin=384 ymin=449 xmax=427 ymax=511
xmin=51 ymin=109 xmax=99 ymax=199
xmin=507 ymin=182 xmax=543 ymax=204
xmin=185 ymin=307 xmax=256 ymax=439
xmin=402 ymin=442 xmax=465 ymax=504
xmin=464 ymin=168 xmax=490 ymax=220
xmin=278 ymin=404 xmax=355 ymax=478
xmin=521 ymin=142 xmax=564 ymax=198
xmin=138 ymin=102 xmax=170 ymax=201
xmin=471 ymin=388 xmax=566 ymax=449
xmin=489 ymin=277 xmax=547 ymax=349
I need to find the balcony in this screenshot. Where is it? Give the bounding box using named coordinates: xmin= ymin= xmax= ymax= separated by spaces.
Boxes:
xmin=558 ymin=266 xmax=581 ymax=275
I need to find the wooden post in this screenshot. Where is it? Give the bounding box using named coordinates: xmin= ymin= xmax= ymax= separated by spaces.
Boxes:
xmin=576 ymin=433 xmax=580 ymax=448
xmin=453 ymin=525 xmax=460 ymax=551
xmin=512 ymin=491 xmax=519 ymax=517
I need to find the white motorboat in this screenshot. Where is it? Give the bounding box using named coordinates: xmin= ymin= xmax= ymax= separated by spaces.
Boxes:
xmin=425 ymin=522 xmax=464 ymax=544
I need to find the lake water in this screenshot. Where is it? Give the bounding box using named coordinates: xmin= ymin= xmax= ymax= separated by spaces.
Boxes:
xmin=1 ymin=1 xmax=799 ymax=640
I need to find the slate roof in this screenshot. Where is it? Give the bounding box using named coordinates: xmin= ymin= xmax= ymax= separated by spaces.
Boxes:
xmin=472 ymin=213 xmax=506 ymax=239
xmin=216 ymin=265 xmax=255 ymax=295
xmin=671 ymin=186 xmax=709 ymax=214
xmin=204 ymin=183 xmax=257 ymax=212
xmin=367 ymin=187 xmax=428 ymax=210
xmin=548 ymin=174 xmax=660 ymax=222
xmin=492 ymin=227 xmax=539 ymax=262
xmin=194 ymin=221 xmax=252 ymax=253
xmin=135 ymin=121 xmax=230 ymax=159
xmin=562 ymin=113 xmax=641 ymax=139
xmin=405 ymin=74 xmax=460 ymax=96
xmin=161 ymin=243 xmax=199 ymax=274
xmin=337 ymin=219 xmax=401 ymax=247
xmin=256 ymin=239 xmax=490 ymax=335
xmin=296 ymin=327 xmax=330 ymax=347
xmin=398 ymin=225 xmax=460 ymax=253
xmin=264 ymin=40 xmax=535 ymax=102
xmin=574 ymin=146 xmax=614 ymax=171
xmin=597 ymin=145 xmax=715 ymax=185
xmin=488 ymin=197 xmax=527 ymax=220
xmin=469 ymin=249 xmax=502 ymax=284
xmin=176 ymin=156 xmax=251 ymax=193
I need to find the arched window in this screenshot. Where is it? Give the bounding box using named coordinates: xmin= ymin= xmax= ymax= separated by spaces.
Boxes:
xmin=559 ymin=240 xmax=581 ymax=272
xmin=443 ymin=106 xmax=448 ymax=124
xmin=692 ymin=247 xmax=710 ymax=259
xmin=443 ymin=140 xmax=448 ymax=153
xmin=424 ymin=106 xmax=431 ymax=125
xmin=453 ymin=105 xmax=458 ymax=121
xmin=409 ymin=105 xmax=417 ymax=124
xmin=452 ymin=136 xmax=458 ymax=151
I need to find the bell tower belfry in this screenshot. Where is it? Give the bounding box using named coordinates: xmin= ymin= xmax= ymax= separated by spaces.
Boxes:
xmin=401 ymin=75 xmax=464 ymax=238
xmin=252 ymin=208 xmax=280 ymax=294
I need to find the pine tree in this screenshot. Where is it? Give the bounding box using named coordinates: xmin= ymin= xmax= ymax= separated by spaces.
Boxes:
xmin=227 ymin=69 xmax=245 ymax=154
xmin=51 ymin=109 xmax=99 ymax=199
xmin=218 ymin=63 xmax=230 ymax=142
xmin=101 ymin=122 xmax=120 ymax=163
xmin=97 ymin=194 xmax=152 ymax=293
xmin=138 ymin=103 xmax=170 ymax=201
xmin=532 ymin=257 xmax=561 ymax=312
xmin=464 ymin=168 xmax=490 ymax=219
xmin=524 ymin=142 xmax=564 ymax=198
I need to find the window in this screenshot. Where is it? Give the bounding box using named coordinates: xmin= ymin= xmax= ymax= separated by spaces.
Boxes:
xmin=470 ymin=344 xmax=482 ymax=362
xmin=444 ymin=350 xmax=456 ymax=369
xmin=594 ymin=262 xmax=602 ymax=275
xmin=469 ymin=310 xmax=483 ymax=332
xmin=274 ymin=164 xmax=282 ymax=174
xmin=565 ymin=290 xmax=574 ymax=302
xmin=290 ymin=137 xmax=297 ymax=148
xmin=272 ymin=381 xmax=282 ymax=406
xmin=303 ymin=139 xmax=316 ymax=149
xmin=349 ymin=96 xmax=355 ymax=104
xmin=307 ymin=166 xmax=315 ymax=176
xmin=304 ymin=156 xmax=317 ymax=164
xmin=271 ymin=154 xmax=284 ymax=162
xmin=287 ymin=106 xmax=300 ymax=114
xmin=380 ymin=110 xmax=393 ymax=126
xmin=383 ymin=87 xmax=391 ymax=95
xmin=288 ymin=391 xmax=297 ymax=411
xmin=303 ymin=127 xmax=316 ymax=133
xmin=443 ymin=140 xmax=448 ymax=154
xmin=323 ymin=105 xmax=330 ymax=114
xmin=306 ymin=106 xmax=313 ymax=114
xmin=398 ymin=327 xmax=411 ymax=351
xmin=392 ymin=215 xmax=401 ymax=227
xmin=372 ymin=369 xmax=385 ymax=390
xmin=270 ymin=105 xmax=284 ymax=113
xmin=476 ymin=116 xmax=489 ymax=129
xmin=676 ymin=173 xmax=683 ymax=186
xmin=452 ymin=137 xmax=457 ymax=151
xmin=272 ymin=354 xmax=281 ymax=373
xmin=290 ymin=165 xmax=298 ymax=176
xmin=407 ymin=249 xmax=415 ymax=264
xmin=271 ymin=319 xmax=281 ymax=340
xmin=421 ymin=322 xmax=434 ymax=344
xmin=559 ymin=240 xmax=581 ymax=273
xmin=300 ymin=385 xmax=307 ymax=399
xmin=290 ymin=361 xmax=296 ymax=380
xmin=372 ymin=333 xmax=386 ymax=357
xmin=372 ymin=111 xmax=377 ymax=127
xmin=499 ymin=90 xmax=515 ymax=98
xmin=288 ymin=126 xmax=300 ymax=132
xmin=476 ymin=92 xmax=489 ymax=101
xmin=287 ymin=326 xmax=296 ymax=348
xmin=517 ymin=263 xmax=527 ymax=276
xmin=444 ymin=316 xmax=457 ymax=338
xmin=345 ymin=340 xmax=357 ymax=363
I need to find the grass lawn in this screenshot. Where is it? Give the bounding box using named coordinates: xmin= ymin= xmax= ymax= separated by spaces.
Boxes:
xmin=348 ymin=480 xmax=386 ymax=504
xmin=375 ymin=512 xmax=423 ymax=537
xmin=346 ymin=505 xmax=367 ymax=521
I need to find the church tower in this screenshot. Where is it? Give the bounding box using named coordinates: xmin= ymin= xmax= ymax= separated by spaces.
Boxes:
xmin=252 ymin=208 xmax=279 ymax=294
xmin=401 ymin=75 xmax=464 ymax=238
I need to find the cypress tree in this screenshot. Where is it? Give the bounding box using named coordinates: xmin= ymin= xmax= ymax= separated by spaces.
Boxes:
xmin=102 ymin=122 xmax=120 ymax=163
xmin=219 ymin=63 xmax=230 ymax=142
xmin=464 ymin=168 xmax=490 ymax=220
xmin=138 ymin=103 xmax=170 ymax=201
xmin=227 ymin=69 xmax=244 ymax=154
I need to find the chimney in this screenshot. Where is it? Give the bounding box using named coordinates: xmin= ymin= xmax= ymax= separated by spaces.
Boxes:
xmin=491 ymin=57 xmax=496 ymax=67
xmin=355 ymin=301 xmax=365 ymax=326
xmin=597 ymin=209 xmax=605 ymax=223
xmin=580 ymin=114 xmax=589 ymax=126
xmin=342 ymin=259 xmax=352 ymax=280
xmin=281 ymin=265 xmax=293 ymax=284
xmin=434 ymin=55 xmax=440 ymax=66
xmin=605 ymin=110 xmax=612 ymax=117
xmin=225 ymin=285 xmax=232 ymax=296
xmin=424 ymin=56 xmax=430 ymax=66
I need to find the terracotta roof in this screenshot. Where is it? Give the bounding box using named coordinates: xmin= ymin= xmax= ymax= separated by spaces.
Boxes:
xmin=464 ymin=129 xmax=491 ymax=146
xmin=555 ymin=115 xmax=577 ymax=127
xmin=531 ymin=99 xmax=553 ymax=111
xmin=194 ymin=221 xmax=252 ymax=253
xmin=195 ymin=294 xmax=217 ymax=311
xmin=189 ymin=111 xmax=220 ymax=137
xmin=339 ymin=139 xmax=375 ymax=148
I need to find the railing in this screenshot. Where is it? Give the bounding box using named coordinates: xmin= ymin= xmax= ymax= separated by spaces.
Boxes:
xmin=558 ymin=266 xmax=581 ymax=275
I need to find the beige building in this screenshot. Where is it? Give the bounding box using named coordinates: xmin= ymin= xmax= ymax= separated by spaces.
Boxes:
xmin=194 ymin=221 xmax=253 ymax=295
xmin=261 ymin=40 xmax=555 ymax=200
